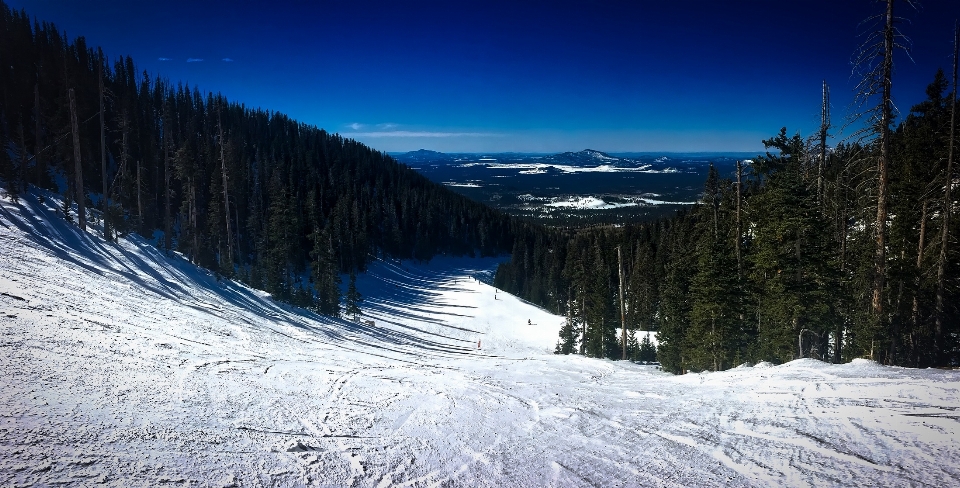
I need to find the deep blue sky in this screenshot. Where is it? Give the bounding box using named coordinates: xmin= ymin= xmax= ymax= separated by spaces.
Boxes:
xmin=9 ymin=1 xmax=959 ymax=153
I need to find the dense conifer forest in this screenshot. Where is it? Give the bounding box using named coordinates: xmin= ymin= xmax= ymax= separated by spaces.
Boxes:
xmin=496 ymin=72 xmax=959 ymax=370
xmin=0 ymin=1 xmax=513 ymax=315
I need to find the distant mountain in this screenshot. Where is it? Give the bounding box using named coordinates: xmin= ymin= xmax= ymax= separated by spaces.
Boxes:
xmin=396 ymin=149 xmax=448 ymax=162
xmin=542 ymin=149 xmax=637 ymax=167
xmin=391 ymin=148 xmax=752 ymax=169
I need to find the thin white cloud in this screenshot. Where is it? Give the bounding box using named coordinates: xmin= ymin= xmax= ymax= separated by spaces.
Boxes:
xmin=222 ymin=58 xmax=234 ymax=62
xmin=158 ymin=57 xmax=172 ymax=61
xmin=377 ymin=123 xmax=398 ymax=129
xmin=348 ymin=123 xmax=365 ymax=130
xmin=186 ymin=58 xmax=204 ymax=62
xmin=346 ymin=131 xmax=499 ymax=138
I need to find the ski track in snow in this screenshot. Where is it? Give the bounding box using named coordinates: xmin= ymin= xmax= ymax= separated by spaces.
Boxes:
xmin=1 ymin=188 xmax=959 ymax=487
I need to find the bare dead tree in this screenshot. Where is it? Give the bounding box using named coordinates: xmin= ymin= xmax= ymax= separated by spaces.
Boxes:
xmin=851 ymin=0 xmax=917 ymax=360
xmin=819 ymin=81 xmax=831 ymax=203
xmin=935 ymin=21 xmax=958 ymax=358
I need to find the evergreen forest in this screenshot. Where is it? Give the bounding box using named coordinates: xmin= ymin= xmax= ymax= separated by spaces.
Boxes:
xmin=0 ymin=1 xmax=512 ymax=317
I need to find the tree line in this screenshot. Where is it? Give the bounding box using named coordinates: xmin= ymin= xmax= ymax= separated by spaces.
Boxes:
xmin=0 ymin=1 xmax=513 ymax=316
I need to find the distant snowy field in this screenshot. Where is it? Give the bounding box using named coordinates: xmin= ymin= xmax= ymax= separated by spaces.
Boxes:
xmin=1 ymin=188 xmax=959 ymax=487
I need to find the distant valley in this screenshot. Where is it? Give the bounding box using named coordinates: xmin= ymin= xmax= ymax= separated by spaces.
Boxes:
xmin=394 ymin=149 xmax=758 ymax=224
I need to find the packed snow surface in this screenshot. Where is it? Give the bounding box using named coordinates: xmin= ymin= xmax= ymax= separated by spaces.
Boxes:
xmin=1 ymin=188 xmax=959 ymax=487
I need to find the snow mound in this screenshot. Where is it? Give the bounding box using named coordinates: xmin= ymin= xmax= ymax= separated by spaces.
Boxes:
xmin=781 ymin=358 xmax=832 ymax=369
xmin=848 ymin=358 xmax=885 ymax=370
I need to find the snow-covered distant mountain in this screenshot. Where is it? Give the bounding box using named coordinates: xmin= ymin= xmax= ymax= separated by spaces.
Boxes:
xmin=542 ymin=149 xmax=626 ymax=166
xmin=3 ymin=187 xmax=957 ymax=486
xmin=392 ymin=150 xmax=743 ymax=224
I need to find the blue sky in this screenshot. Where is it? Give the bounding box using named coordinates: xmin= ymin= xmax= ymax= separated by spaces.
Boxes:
xmin=9 ymin=0 xmax=959 ymax=153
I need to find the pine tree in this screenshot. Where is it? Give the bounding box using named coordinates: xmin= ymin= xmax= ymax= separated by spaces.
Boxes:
xmin=686 ymin=165 xmax=741 ymax=371
xmin=688 ymin=225 xmax=739 ymax=371
xmin=310 ymin=226 xmax=341 ymax=317
xmin=638 ymin=333 xmax=657 ymax=363
xmin=555 ymin=303 xmax=580 ymax=355
xmin=345 ymin=271 xmax=362 ymax=321
xmin=656 ymin=212 xmax=696 ymax=374
xmin=748 ymin=129 xmax=840 ymax=363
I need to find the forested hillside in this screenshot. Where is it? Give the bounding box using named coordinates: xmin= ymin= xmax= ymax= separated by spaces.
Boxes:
xmin=496 ymin=68 xmax=959 ymax=370
xmin=0 ymin=1 xmax=512 ymax=314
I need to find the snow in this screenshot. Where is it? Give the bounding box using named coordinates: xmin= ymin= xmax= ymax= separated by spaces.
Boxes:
xmin=459 ymin=162 xmax=665 ymax=174
xmin=442 ymin=182 xmax=481 ymax=188
xmin=546 ymin=196 xmax=633 ymax=210
xmin=545 ymin=196 xmax=696 ymax=210
xmin=2 ymin=187 xmax=960 ymax=487
xmin=638 ymin=197 xmax=696 ymax=206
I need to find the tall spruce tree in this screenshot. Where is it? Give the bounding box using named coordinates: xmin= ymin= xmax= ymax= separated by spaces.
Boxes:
xmin=345 ymin=271 xmax=362 ymax=322
xmin=748 ymin=129 xmax=840 ymax=363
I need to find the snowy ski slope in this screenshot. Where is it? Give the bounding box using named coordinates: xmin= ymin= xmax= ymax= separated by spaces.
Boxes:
xmin=1 ymin=188 xmax=958 ymax=487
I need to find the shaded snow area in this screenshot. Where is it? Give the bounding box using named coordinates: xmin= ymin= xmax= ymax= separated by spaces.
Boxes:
xmin=1 ymin=188 xmax=959 ymax=487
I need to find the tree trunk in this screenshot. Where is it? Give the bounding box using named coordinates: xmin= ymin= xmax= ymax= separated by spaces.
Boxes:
xmin=218 ymin=106 xmax=234 ymax=270
xmin=163 ymin=139 xmax=173 ymax=251
xmin=712 ymin=316 xmax=718 ymax=371
xmin=912 ymin=199 xmax=927 ymax=354
xmin=136 ymin=158 xmax=142 ymax=228
xmin=100 ymin=52 xmax=109 ymax=240
xmin=736 ymin=160 xmax=743 ymax=280
xmin=618 ymin=245 xmax=627 ymax=360
xmin=164 ymin=123 xmax=171 ymax=251
xmin=119 ymin=111 xmax=130 ymax=221
xmin=581 ymin=295 xmax=587 ymax=355
xmin=819 ymin=81 xmax=830 ymax=203
xmin=69 ymin=88 xmax=85 ymax=231
xmin=836 ymin=163 xmax=849 ymax=364
xmin=192 ymin=181 xmax=198 ymax=263
xmin=935 ymin=22 xmax=958 ymax=360
xmin=872 ymin=0 xmax=894 ymax=338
